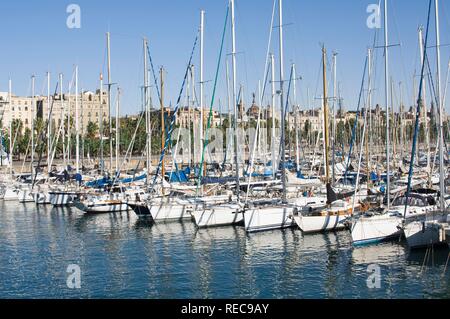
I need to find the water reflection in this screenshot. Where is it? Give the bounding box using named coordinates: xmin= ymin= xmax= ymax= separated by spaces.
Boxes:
xmin=0 ymin=202 xmax=449 ymax=299
xmin=351 ymin=242 xmax=406 ymax=266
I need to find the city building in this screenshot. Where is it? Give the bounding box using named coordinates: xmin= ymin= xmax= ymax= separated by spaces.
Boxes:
xmin=0 ymin=90 xmax=109 ymax=136
xmin=175 ymin=107 xmax=221 ymax=128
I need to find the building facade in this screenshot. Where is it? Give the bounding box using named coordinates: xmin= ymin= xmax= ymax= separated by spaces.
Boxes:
xmin=0 ymin=90 xmax=109 ymax=136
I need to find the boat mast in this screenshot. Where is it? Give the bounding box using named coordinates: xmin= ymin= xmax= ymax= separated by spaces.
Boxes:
xmin=418 ymin=27 xmax=431 ymax=182
xmin=143 ymin=38 xmax=151 ymax=184
xmin=191 ymin=65 xmax=196 ymax=166
xmin=8 ymin=79 xmax=13 ymax=178
xmin=81 ymin=87 xmax=85 ymax=167
xmin=75 ymin=66 xmax=80 ymax=174
xmin=332 ymin=52 xmax=337 ymax=185
xmin=99 ymin=73 xmax=104 ymax=176
xmin=160 ymin=67 xmax=165 ymax=193
xmin=367 ymin=48 xmax=373 ymax=189
xmin=293 ymin=63 xmax=300 ymax=173
xmin=60 ymin=73 xmax=66 ymax=169
xmin=67 ymin=80 xmax=71 ymax=166
xmin=230 ymin=0 xmax=240 ymax=201
xmin=322 ymin=46 xmax=330 ymax=185
xmin=115 ymin=87 xmax=120 ymax=175
xmin=271 ymin=53 xmax=277 ymax=179
xmin=384 ymin=0 xmax=391 ymax=210
xmin=435 ymin=0 xmax=445 ymax=210
xmin=225 ymin=60 xmax=232 ymax=168
xmin=200 ymin=10 xmax=205 ymax=168
xmin=47 ymin=72 xmax=51 ymax=174
xmin=31 ymin=75 xmax=35 ymax=170
xmin=399 ymin=81 xmax=404 ymax=164
xmin=106 ymin=32 xmax=113 ymax=175
xmin=186 ymin=66 xmax=192 ymax=167
xmin=390 ymin=77 xmax=396 ymax=169
xmin=307 ymin=87 xmax=311 ymax=150
xmin=278 ymin=0 xmax=287 ymax=203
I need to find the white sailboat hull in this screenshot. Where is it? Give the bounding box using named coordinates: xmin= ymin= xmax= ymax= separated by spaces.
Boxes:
xmin=192 ymin=203 xmax=243 ymax=228
xmin=404 ymin=213 xmax=449 ymax=249
xmin=75 ymin=201 xmax=129 ymax=214
xmin=50 ymin=192 xmax=78 ymax=207
xmin=244 ymin=206 xmax=296 ymax=233
xmin=18 ymin=189 xmax=34 ymax=203
xmin=294 ymin=214 xmax=348 ymax=233
xmin=149 ymin=202 xmax=194 ymax=221
xmin=1 ymin=188 xmax=18 ymax=201
xmin=404 ymin=221 xmax=442 ymax=249
xmin=33 ymin=191 xmax=52 ymax=205
xmin=351 ymin=214 xmax=402 ymax=246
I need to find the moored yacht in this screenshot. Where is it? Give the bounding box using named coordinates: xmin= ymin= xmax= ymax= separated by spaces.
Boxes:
xmin=403 ymin=210 xmax=449 ymax=249
xmin=193 ymin=201 xmax=244 ymax=228
xmin=243 ymin=200 xmax=296 ymax=233
xmin=350 ymin=192 xmax=438 ymax=246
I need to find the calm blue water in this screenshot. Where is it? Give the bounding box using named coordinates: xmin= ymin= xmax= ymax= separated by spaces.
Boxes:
xmin=0 ymin=201 xmax=449 ymax=299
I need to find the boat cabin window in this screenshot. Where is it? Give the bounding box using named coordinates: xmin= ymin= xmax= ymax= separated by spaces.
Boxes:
xmin=393 ymin=196 xmax=428 ymax=207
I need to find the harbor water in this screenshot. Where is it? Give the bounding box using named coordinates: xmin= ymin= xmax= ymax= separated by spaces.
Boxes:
xmin=0 ymin=201 xmax=449 ymax=299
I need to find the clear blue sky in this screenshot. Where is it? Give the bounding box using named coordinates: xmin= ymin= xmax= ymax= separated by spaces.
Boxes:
xmin=1 ymin=0 xmax=450 ymax=116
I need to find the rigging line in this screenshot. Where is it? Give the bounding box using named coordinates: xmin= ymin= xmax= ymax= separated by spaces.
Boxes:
xmin=150 ymin=31 xmax=200 ymax=190
xmin=146 ymin=43 xmax=162 ymax=105
xmin=234 ymin=0 xmax=258 ymax=93
xmin=390 ymin=0 xmax=413 ymax=104
xmin=424 ymin=53 xmax=448 ymax=160
xmin=245 ymin=86 xmax=266 ymax=202
xmin=276 ymin=63 xmax=294 ymax=164
xmin=247 ymin=67 xmax=270 ymax=178
xmin=260 ymin=0 xmax=277 ymax=103
xmin=32 ymin=82 xmax=60 ymax=189
xmin=425 ymin=52 xmax=441 ymax=117
xmin=343 ymin=56 xmax=368 ymax=182
xmin=403 ymin=0 xmax=433 ymax=220
xmin=109 ymin=111 xmax=145 ymax=189
xmin=195 ymin=4 xmax=230 ymax=195
xmin=313 ymin=54 xmax=323 ymax=109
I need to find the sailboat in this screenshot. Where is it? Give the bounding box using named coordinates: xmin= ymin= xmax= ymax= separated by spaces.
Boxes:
xmin=403 ymin=0 xmax=450 ymax=249
xmin=293 ymin=47 xmax=354 ymax=234
xmin=74 ymin=184 xmax=143 ymax=214
xmin=17 ymin=186 xmax=34 ymax=203
xmin=350 ymin=0 xmax=406 ymax=245
xmin=1 ymin=186 xmax=19 ymax=201
xmin=243 ymin=0 xmax=298 ymax=233
xmin=192 ymin=2 xmax=246 ymax=228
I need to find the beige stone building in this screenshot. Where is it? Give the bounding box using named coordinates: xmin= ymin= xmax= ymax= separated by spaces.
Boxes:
xmin=0 ymin=92 xmax=34 ymax=129
xmin=175 ymin=107 xmax=221 ymax=128
xmin=288 ymin=108 xmax=323 ymax=133
xmin=0 ymin=90 xmax=109 ymax=136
